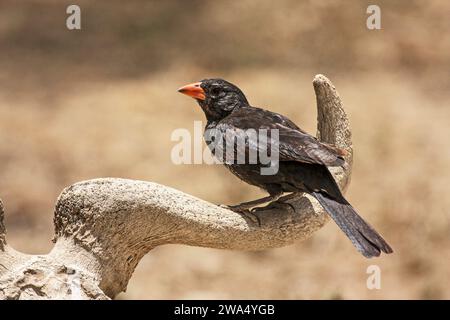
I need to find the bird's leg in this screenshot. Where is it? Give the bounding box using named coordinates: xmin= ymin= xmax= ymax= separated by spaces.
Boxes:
xmin=278 ymin=192 xmax=301 ymax=203
xmin=251 ymin=192 xmax=298 ymax=213
xmin=223 ymin=192 xmax=283 ymax=212
xmin=219 ymin=192 xmax=284 ymax=226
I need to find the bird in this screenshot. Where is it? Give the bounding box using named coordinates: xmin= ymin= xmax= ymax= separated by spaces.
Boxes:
xmin=178 ymin=78 xmax=393 ymax=258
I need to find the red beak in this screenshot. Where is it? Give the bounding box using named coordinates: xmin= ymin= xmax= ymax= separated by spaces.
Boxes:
xmin=177 ymin=82 xmax=206 ymax=101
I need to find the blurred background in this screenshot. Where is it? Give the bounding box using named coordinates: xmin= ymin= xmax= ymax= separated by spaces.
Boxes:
xmin=0 ymin=0 xmax=449 ymax=299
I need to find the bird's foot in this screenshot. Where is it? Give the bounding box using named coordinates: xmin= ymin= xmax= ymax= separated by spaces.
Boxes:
xmin=218 ymin=204 xmax=261 ymax=226
xmin=245 ymin=200 xmax=296 ymax=216
xmin=269 ymin=193 xmax=299 ymax=212
xmin=241 ymin=210 xmax=261 ymax=226
xmin=218 ymin=203 xmax=250 ymax=212
xmin=266 ymin=200 xmax=296 ymax=213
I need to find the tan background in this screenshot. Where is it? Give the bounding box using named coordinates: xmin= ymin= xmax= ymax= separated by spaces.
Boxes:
xmin=0 ymin=0 xmax=449 ymax=299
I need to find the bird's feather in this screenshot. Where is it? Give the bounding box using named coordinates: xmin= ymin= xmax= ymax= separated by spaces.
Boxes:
xmin=212 ymin=106 xmax=345 ymax=166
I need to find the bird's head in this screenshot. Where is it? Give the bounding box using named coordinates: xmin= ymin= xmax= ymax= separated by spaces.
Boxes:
xmin=178 ymin=78 xmax=249 ymax=121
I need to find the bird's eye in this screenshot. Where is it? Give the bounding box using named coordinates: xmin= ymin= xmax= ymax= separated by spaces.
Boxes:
xmin=210 ymin=87 xmax=221 ymax=96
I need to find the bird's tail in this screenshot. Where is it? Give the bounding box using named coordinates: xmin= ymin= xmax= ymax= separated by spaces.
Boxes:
xmin=312 ymin=191 xmax=393 ymax=258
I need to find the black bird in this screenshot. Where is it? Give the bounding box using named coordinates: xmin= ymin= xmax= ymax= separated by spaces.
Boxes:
xmin=178 ymin=78 xmax=393 ymax=258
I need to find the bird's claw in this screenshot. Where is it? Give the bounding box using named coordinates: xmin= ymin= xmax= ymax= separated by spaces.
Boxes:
xmin=267 ymin=201 xmax=296 ymax=213
xmin=218 ymin=204 xmax=249 ymax=213
xmin=241 ymin=210 xmax=261 ymax=226
xmin=218 ymin=204 xmax=261 ymax=226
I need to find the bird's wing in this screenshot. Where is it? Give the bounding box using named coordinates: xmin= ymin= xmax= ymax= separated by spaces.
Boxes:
xmin=274 ymin=123 xmax=346 ymax=166
xmin=215 ymin=107 xmax=345 ymax=166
